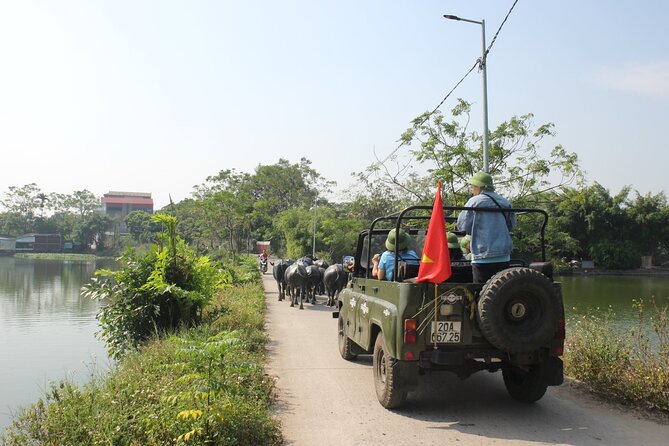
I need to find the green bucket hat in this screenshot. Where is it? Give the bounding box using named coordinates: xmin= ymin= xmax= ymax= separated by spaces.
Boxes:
xmin=468 ymin=171 xmax=495 ymax=191
xmin=447 ymin=232 xmax=459 ymax=249
xmin=460 ymin=235 xmax=472 ymax=254
xmin=385 ymin=228 xmax=409 ymax=251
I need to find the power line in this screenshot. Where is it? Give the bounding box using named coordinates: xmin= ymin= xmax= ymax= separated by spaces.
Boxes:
xmin=370 ymin=0 xmax=521 ymax=175
xmin=373 ymin=60 xmax=479 ymax=168
xmin=485 ymin=0 xmax=519 ymax=57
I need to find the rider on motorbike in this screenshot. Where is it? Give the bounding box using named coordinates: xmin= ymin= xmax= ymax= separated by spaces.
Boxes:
xmin=259 ymin=249 xmax=268 ymax=273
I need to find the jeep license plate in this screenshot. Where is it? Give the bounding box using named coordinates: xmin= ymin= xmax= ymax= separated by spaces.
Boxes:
xmin=430 ymin=321 xmax=461 ymax=343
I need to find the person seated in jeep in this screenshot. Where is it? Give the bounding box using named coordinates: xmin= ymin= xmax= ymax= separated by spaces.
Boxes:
xmin=460 ymin=234 xmax=472 ymax=260
xmin=372 ymin=228 xmax=419 ymax=281
xmin=447 ymin=231 xmax=463 ymax=261
xmin=457 ymin=172 xmax=516 ymax=283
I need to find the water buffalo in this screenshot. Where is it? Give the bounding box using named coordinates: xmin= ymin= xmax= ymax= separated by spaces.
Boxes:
xmin=305 ymin=264 xmax=323 ymax=304
xmin=285 ymin=262 xmax=309 ymax=309
xmin=323 ymin=263 xmax=348 ymax=306
xmin=314 ymin=259 xmax=329 ymax=295
xmin=272 ymin=259 xmax=293 ymax=301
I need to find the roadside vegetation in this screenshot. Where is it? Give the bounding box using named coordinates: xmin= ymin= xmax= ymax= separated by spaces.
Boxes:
xmin=1 ymin=218 xmax=282 ymax=446
xmin=564 ymin=299 xmax=669 ymax=413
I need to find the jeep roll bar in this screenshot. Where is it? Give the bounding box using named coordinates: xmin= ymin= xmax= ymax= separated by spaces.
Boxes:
xmin=362 ymin=205 xmax=549 ymax=281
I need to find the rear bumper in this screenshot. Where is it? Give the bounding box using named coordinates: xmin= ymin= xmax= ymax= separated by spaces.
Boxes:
xmin=417 ymin=348 xmax=563 ymax=384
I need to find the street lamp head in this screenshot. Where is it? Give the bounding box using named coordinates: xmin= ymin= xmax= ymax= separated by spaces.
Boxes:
xmin=443 ymin=14 xmax=461 ymax=21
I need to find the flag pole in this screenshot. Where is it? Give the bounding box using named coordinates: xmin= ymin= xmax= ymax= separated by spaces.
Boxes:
xmin=433 ymin=285 xmax=438 ymax=349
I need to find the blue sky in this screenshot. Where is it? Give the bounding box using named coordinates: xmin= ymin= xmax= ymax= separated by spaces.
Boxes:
xmin=1 ymin=1 xmax=667 ymax=209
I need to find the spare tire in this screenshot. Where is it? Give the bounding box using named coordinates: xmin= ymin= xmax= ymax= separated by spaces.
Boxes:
xmin=477 ymin=267 xmax=559 ymax=353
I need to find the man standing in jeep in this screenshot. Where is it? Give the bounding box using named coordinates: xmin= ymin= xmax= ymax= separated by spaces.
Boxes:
xmin=457 ymin=172 xmax=516 ymax=283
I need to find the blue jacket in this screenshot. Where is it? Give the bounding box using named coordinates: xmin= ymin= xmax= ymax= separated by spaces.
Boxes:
xmin=456 ymin=191 xmax=516 ymax=261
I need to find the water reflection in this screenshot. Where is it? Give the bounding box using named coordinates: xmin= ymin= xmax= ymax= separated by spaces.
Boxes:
xmin=0 ymin=257 xmax=113 ymax=432
xmin=560 ymin=274 xmax=669 ymax=338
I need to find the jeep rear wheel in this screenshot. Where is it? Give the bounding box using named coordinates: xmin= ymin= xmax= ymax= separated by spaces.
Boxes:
xmin=477 ymin=267 xmax=559 ymax=353
xmin=502 ymin=367 xmax=548 ymax=403
xmin=338 ymin=312 xmax=357 ymax=360
xmin=373 ymin=335 xmax=407 ymax=409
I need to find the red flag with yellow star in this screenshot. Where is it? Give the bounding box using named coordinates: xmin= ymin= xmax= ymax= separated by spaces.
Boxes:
xmin=417 ymin=182 xmax=451 ymax=283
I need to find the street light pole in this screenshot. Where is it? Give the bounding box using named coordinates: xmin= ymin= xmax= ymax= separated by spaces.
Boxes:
xmin=443 ymin=14 xmax=490 ymax=173
xmin=312 ymin=198 xmax=317 ymax=258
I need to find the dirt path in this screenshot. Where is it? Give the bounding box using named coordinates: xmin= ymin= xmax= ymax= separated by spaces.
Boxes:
xmin=262 ymin=272 xmax=669 ymax=445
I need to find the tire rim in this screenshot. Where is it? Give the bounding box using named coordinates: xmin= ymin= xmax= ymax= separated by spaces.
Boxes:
xmin=509 ymin=301 xmax=527 ymax=319
xmin=377 ymin=348 xmax=387 ymax=385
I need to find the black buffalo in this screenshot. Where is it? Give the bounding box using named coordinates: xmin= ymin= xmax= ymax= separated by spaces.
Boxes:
xmin=305 ymin=264 xmax=323 ymax=304
xmin=284 ymin=262 xmax=309 ymax=309
xmin=323 ymin=263 xmax=349 ymax=307
xmin=272 ymin=259 xmax=293 ymax=301
xmin=314 ymin=259 xmax=329 ymax=295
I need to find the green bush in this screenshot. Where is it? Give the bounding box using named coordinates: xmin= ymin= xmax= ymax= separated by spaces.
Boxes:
xmin=565 ymin=299 xmax=669 ymax=411
xmin=82 ymin=214 xmax=232 ymax=359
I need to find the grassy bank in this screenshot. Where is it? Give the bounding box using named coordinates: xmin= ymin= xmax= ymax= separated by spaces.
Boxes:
xmin=1 ymin=283 xmax=282 ymax=446
xmin=14 ymin=252 xmax=99 ymax=261
xmin=564 ymin=299 xmax=669 ymax=413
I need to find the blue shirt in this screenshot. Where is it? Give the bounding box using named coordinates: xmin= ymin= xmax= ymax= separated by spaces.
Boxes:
xmin=457 ymin=191 xmax=516 ymax=262
xmin=378 ymin=249 xmax=419 ymax=281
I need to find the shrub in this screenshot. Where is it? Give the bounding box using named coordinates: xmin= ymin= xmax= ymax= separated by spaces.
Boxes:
xmin=82 ymin=214 xmax=232 ymax=359
xmin=565 ymin=299 xmax=669 ymax=412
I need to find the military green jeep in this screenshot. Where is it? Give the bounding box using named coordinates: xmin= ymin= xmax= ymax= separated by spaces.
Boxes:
xmin=334 ymin=205 xmax=565 ymax=409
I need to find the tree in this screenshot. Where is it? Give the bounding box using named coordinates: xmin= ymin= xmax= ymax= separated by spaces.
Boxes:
xmin=627 ymin=191 xmax=669 ymax=263
xmin=77 ymin=213 xmax=113 ymax=251
xmin=0 ymin=183 xmax=43 ymax=233
xmin=64 ymin=190 xmax=100 ymax=219
xmin=549 ymin=184 xmax=640 ymax=269
xmin=358 ymin=99 xmax=583 ymax=205
xmin=125 ymin=210 xmax=160 ymax=244
xmin=275 ymin=208 xmax=314 ymax=259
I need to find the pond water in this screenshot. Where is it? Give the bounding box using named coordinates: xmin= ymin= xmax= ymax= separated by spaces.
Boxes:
xmin=560 ymin=274 xmax=669 ymax=336
xmin=0 ymin=256 xmax=113 ymax=432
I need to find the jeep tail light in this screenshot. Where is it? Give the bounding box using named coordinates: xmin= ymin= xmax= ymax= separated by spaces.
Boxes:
xmin=555 ymin=318 xmax=565 ymax=340
xmin=554 ymin=317 xmax=565 ymax=356
xmin=404 ymin=318 xmax=417 ymax=344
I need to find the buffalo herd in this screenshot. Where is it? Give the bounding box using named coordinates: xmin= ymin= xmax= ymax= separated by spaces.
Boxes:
xmin=271 ymin=256 xmax=349 ymax=310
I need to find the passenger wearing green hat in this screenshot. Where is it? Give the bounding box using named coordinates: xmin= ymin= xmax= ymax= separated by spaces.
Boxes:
xmin=447 ymin=231 xmax=463 ymax=261
xmin=457 ymin=171 xmax=516 ymax=283
xmin=372 ymin=228 xmax=419 ymax=281
xmin=460 ymin=234 xmax=472 ymax=260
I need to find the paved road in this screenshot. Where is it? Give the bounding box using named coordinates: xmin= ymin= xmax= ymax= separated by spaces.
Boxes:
xmin=262 ymin=271 xmax=668 ymax=446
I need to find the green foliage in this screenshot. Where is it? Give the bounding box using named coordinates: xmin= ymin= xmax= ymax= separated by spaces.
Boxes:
xmin=589 ymin=240 xmax=641 ymax=269
xmin=275 ymin=207 xmax=314 ymax=258
xmin=565 ymin=299 xmax=669 ymax=411
xmin=125 ymin=210 xmax=161 ymax=244
xmin=82 ymin=214 xmax=231 ymax=359
xmin=2 ymin=284 xmax=282 ymax=446
xmin=357 ymin=99 xmax=583 ymax=204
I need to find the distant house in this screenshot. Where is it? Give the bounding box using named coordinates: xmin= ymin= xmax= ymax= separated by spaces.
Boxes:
xmin=256 ymin=241 xmax=271 ymax=255
xmin=101 ymin=191 xmax=154 ymax=232
xmin=0 ymin=234 xmax=16 ymax=254
xmin=15 ymin=234 xmax=62 ymax=253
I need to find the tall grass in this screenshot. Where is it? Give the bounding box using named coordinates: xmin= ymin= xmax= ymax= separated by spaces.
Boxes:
xmin=564 ymin=298 xmax=669 ymax=412
xmin=2 ymin=282 xmax=282 ymax=446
